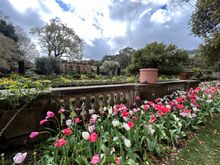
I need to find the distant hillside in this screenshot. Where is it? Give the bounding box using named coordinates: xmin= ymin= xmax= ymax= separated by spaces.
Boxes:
xmin=187 ymin=49 xmax=198 ymax=57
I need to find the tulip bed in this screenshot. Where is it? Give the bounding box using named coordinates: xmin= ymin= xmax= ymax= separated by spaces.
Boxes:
xmin=8 ymin=81 xmax=220 ymax=164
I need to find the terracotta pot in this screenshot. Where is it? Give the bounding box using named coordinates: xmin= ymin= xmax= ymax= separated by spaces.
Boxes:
xmin=139 ymin=68 xmax=159 ymax=84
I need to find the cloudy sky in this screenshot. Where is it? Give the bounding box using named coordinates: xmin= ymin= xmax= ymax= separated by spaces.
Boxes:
xmin=0 ymin=0 xmax=202 ymax=60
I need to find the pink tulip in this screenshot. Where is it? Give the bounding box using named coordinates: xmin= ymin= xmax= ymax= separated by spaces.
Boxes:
xmin=58 ymin=108 xmax=65 ymax=114
xmin=46 ymin=111 xmax=55 ymax=118
xmin=54 ymin=138 xmax=67 ymax=147
xmin=128 ymin=121 xmax=134 ymax=128
xmin=136 ymin=95 xmax=141 ymax=100
xmin=40 ymin=119 xmax=48 ymax=125
xmin=74 ymin=117 xmax=81 ymax=123
xmin=149 ymin=116 xmax=157 ymax=123
xmin=90 ymin=154 xmax=100 ymax=164
xmin=89 ymin=132 xmax=98 ymax=142
xmin=29 ymin=131 xmax=39 ymax=139
xmin=13 ymin=152 xmax=27 ymax=164
xmin=143 ymin=104 xmax=149 ymax=111
xmin=115 ymin=156 xmax=120 ymax=165
xmin=62 ymin=128 xmax=73 ymax=135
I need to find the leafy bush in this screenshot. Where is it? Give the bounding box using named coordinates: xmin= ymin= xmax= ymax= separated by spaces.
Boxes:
xmin=72 ymin=74 xmax=81 ymax=79
xmin=35 ymin=57 xmax=61 ymax=75
xmin=0 ymin=77 xmax=47 ymax=109
xmin=86 ymin=73 xmax=96 ymax=79
xmin=127 ymin=42 xmax=189 ymax=75
xmin=213 ymin=61 xmax=220 ymax=72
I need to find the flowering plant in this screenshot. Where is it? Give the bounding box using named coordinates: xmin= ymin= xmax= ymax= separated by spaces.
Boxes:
xmin=7 ymin=81 xmax=220 ymax=164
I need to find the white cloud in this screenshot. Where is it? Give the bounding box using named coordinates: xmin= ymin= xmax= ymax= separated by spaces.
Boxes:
xmin=150 ymin=9 xmax=171 ymax=24
xmin=2 ymin=0 xmax=202 ymax=59
xmin=7 ymin=0 xmax=127 ymax=47
xmin=139 ymin=8 xmax=152 ymax=19
xmin=150 ymin=0 xmax=169 ymax=6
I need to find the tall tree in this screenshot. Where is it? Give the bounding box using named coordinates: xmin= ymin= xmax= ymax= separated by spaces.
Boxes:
xmin=0 ymin=19 xmax=18 ymax=42
xmin=116 ymin=47 xmax=135 ymax=69
xmin=100 ymin=60 xmax=120 ymax=76
xmin=15 ymin=27 xmax=39 ymax=61
xmin=31 ymin=18 xmax=83 ymax=60
xmin=102 ymin=47 xmax=135 ymax=70
xmin=127 ymin=42 xmax=189 ymax=75
xmin=197 ymin=32 xmax=220 ymax=66
xmin=190 ymin=0 xmax=220 ymax=38
xmin=190 ymin=0 xmax=220 ymax=66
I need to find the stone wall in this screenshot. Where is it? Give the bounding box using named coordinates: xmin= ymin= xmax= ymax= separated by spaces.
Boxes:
xmin=61 ymin=61 xmax=92 ymax=74
xmin=0 ymin=80 xmax=199 ymax=151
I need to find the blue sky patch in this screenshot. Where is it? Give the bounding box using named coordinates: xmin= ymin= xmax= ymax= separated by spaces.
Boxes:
xmin=161 ymin=4 xmax=168 ymax=10
xmin=55 ymin=0 xmax=71 ymax=11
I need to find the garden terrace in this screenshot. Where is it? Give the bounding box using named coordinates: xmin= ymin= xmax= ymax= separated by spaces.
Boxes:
xmin=0 ymin=80 xmax=199 ymax=151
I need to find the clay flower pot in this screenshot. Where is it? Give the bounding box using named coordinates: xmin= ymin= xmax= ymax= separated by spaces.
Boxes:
xmin=139 ymin=68 xmax=159 ymax=84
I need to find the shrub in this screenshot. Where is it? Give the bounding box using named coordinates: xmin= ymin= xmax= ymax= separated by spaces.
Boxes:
xmin=72 ymin=73 xmax=81 ymax=79
xmin=0 ymin=77 xmax=47 ymax=109
xmin=127 ymin=42 xmax=189 ymax=75
xmin=213 ymin=61 xmax=220 ymax=72
xmin=35 ymin=57 xmax=61 ymax=75
xmin=86 ymin=73 xmax=96 ymax=79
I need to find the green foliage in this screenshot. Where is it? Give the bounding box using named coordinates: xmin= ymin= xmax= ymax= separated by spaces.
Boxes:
xmin=35 ymin=56 xmax=61 ymax=75
xmin=102 ymin=47 xmax=135 ymax=70
xmin=190 ymin=0 xmax=220 ymax=67
xmin=198 ymin=32 xmax=220 ymax=66
xmin=213 ymin=61 xmax=220 ymax=72
xmin=86 ymin=73 xmax=96 ymax=79
xmin=0 ymin=77 xmax=47 ymax=109
xmin=100 ymin=60 xmax=120 ymax=76
xmin=190 ymin=0 xmax=220 ymax=38
xmin=127 ymin=42 xmax=189 ymax=75
xmin=0 ymin=19 xmax=18 ymax=42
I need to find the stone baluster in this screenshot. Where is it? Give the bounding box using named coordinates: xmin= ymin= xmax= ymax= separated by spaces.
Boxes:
xmin=98 ymin=94 xmax=104 ymax=112
xmin=106 ymin=94 xmax=112 ymax=108
xmin=68 ymin=97 xmax=76 ymax=111
xmin=90 ymin=96 xmax=96 ymax=111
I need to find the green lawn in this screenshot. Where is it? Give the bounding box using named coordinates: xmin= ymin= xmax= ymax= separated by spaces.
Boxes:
xmin=174 ymin=114 xmax=220 ymax=165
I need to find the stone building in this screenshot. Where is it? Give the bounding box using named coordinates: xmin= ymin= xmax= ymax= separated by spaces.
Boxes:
xmin=61 ymin=60 xmax=92 ymax=74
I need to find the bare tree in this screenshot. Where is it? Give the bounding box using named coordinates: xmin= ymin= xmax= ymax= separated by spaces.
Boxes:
xmin=31 ymin=18 xmax=83 ymax=60
xmin=15 ymin=27 xmax=39 ymax=61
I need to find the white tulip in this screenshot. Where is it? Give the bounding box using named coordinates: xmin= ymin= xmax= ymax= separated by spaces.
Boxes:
xmin=112 ymin=120 xmax=120 ymax=127
xmin=82 ymin=131 xmax=90 ymax=140
xmin=91 ymin=114 xmax=98 ymax=120
xmin=166 ymin=105 xmax=171 ymax=109
xmin=147 ymin=125 xmax=155 ymax=135
xmin=113 ymin=137 xmax=118 ymax=141
xmin=66 ymin=119 xmax=72 ymax=127
xmin=108 ymin=107 xmax=113 ymax=115
xmin=123 ymin=123 xmax=130 ymax=131
xmin=89 ymin=109 xmax=95 ymax=114
xmin=124 ymin=138 xmax=131 ymax=148
xmin=88 ymin=125 xmax=95 ymax=133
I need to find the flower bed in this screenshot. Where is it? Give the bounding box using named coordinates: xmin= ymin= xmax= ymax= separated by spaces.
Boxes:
xmin=3 ymin=81 xmax=220 ymax=164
